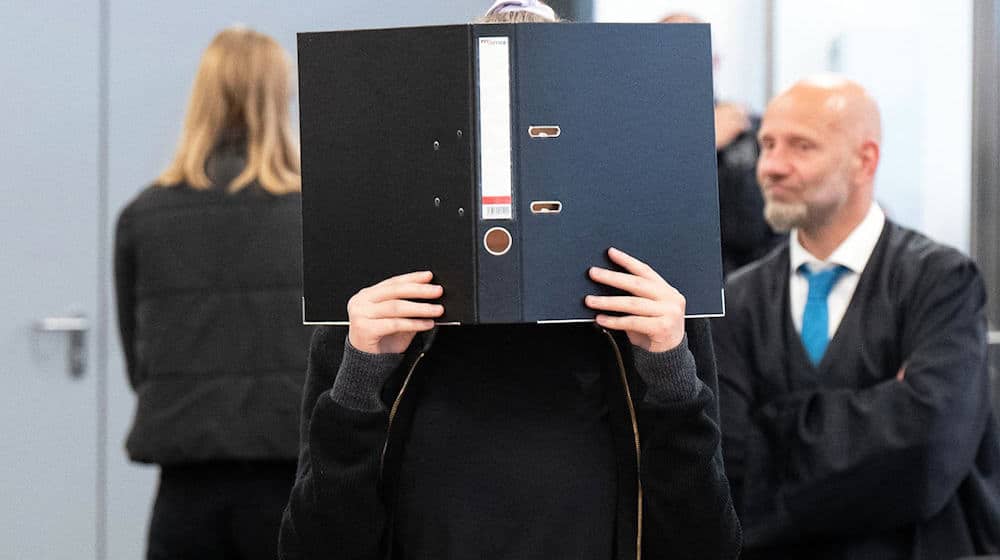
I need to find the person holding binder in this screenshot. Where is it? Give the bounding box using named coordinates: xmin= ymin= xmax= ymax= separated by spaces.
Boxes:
xmin=280 ymin=5 xmax=739 ymax=560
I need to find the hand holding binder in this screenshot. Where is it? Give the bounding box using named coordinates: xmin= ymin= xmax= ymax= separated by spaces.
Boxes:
xmin=346 ymin=271 xmax=444 ymax=355
xmin=585 ymin=248 xmax=687 ymax=353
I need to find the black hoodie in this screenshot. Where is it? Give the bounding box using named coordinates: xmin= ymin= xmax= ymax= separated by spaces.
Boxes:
xmin=279 ymin=318 xmax=740 ymax=559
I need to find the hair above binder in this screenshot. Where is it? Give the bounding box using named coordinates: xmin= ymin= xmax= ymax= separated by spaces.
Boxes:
xmin=480 ymin=0 xmax=559 ymax=23
xmin=156 ymin=26 xmax=300 ymax=195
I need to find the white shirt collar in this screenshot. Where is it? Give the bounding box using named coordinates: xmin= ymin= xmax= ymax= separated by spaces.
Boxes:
xmin=789 ymin=203 xmax=886 ymax=275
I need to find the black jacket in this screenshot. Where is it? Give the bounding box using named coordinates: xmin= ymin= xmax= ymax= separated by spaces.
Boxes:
xmin=114 ymin=147 xmax=313 ymax=464
xmin=714 ymin=221 xmax=1000 ymax=558
xmin=279 ymin=319 xmax=741 ymax=560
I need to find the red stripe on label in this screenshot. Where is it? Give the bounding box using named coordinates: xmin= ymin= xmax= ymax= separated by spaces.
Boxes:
xmin=482 ymin=196 xmax=512 ymax=204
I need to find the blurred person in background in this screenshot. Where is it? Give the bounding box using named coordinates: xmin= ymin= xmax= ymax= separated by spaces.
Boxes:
xmin=661 ymin=12 xmax=783 ymax=276
xmin=114 ymin=26 xmax=313 ymax=560
xmin=714 ymin=75 xmax=1000 ymax=559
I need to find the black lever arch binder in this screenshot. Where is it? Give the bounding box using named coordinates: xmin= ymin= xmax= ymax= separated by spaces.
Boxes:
xmin=298 ymin=23 xmax=724 ymax=324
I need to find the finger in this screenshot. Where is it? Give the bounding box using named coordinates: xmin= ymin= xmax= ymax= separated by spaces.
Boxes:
xmin=370 ymin=318 xmax=437 ymax=337
xmin=585 ymin=295 xmax=663 ymax=317
xmin=369 ymin=300 xmax=445 ymax=319
xmin=595 ymin=314 xmax=684 ymax=343
xmin=366 ymin=282 xmax=443 ymax=304
xmin=607 ymin=247 xmax=664 ymax=282
xmin=588 ymin=267 xmax=660 ymax=299
xmin=594 ymin=314 xmax=657 ymax=334
xmin=376 ymin=270 xmax=434 ymax=287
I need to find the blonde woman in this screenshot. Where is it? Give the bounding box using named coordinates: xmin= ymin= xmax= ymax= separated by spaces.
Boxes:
xmin=114 ymin=27 xmax=312 ymax=560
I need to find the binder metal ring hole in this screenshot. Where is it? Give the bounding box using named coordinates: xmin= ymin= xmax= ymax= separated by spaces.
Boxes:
xmin=530 ymin=201 xmax=562 ymax=214
xmin=528 ymin=125 xmax=561 ymax=138
xmin=484 ymin=227 xmax=512 ymax=256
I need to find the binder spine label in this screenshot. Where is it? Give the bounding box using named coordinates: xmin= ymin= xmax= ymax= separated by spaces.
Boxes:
xmin=477 ymin=36 xmax=513 ymax=220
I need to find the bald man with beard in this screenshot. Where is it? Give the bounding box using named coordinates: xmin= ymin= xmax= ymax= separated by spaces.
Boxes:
xmin=713 ymin=76 xmax=1000 ymax=559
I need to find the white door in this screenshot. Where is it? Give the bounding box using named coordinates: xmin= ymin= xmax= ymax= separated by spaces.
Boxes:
xmin=0 ymin=3 xmax=101 ymax=558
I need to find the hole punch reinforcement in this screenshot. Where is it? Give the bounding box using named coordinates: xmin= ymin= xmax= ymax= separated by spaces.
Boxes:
xmin=484 ymin=227 xmax=512 ymax=256
xmin=530 ymin=201 xmax=562 ymax=214
xmin=528 ymin=125 xmax=561 ymax=138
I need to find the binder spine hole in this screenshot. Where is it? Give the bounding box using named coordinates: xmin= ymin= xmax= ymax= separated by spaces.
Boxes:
xmin=484 ymin=227 xmax=512 ymax=256
xmin=528 ymin=125 xmax=561 ymax=138
xmin=530 ymin=201 xmax=562 ymax=214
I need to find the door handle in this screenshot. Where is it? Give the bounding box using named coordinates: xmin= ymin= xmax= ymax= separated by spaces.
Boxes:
xmin=34 ymin=313 xmax=89 ymax=378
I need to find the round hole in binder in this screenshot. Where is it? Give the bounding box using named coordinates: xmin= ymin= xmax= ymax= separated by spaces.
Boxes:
xmin=484 ymin=227 xmax=512 ymax=256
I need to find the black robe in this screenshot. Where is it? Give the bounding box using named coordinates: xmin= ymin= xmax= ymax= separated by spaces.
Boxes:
xmin=713 ymin=220 xmax=1000 ymax=559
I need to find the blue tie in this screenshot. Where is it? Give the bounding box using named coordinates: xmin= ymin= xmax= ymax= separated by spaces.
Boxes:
xmin=799 ymin=264 xmax=848 ymax=365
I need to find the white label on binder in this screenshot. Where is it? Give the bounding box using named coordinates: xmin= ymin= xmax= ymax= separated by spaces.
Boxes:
xmin=477 ymin=36 xmax=513 ymax=220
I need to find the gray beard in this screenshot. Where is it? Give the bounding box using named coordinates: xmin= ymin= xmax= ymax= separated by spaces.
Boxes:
xmin=763 ymin=199 xmax=808 ymax=233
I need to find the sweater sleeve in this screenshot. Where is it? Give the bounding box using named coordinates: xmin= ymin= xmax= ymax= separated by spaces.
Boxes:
xmin=633 ymin=319 xmax=742 ymax=560
xmin=716 ymin=253 xmax=992 ymax=546
xmin=279 ymin=327 xmax=406 ymax=560
xmin=331 ymin=339 xmax=406 ymax=412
